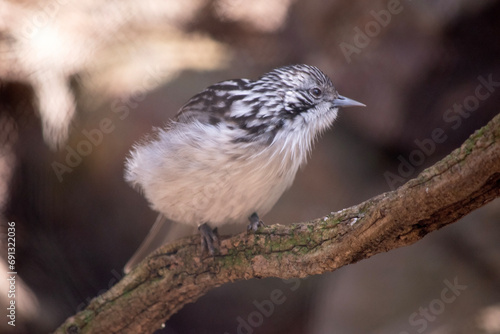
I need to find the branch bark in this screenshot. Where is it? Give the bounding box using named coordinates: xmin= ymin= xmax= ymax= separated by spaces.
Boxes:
xmin=55 ymin=114 xmax=500 ymax=334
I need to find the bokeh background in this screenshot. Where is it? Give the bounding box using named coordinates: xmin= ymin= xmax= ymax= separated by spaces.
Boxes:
xmin=1 ymin=0 xmax=499 ymax=333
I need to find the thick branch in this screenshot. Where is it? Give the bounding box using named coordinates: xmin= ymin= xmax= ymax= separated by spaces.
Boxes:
xmin=55 ymin=114 xmax=500 ymax=334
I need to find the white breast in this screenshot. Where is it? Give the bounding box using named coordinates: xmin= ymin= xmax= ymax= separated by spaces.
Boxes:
xmin=125 ymin=121 xmax=310 ymax=227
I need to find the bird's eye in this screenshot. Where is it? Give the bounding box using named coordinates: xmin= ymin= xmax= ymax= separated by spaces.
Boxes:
xmin=310 ymin=87 xmax=322 ymax=98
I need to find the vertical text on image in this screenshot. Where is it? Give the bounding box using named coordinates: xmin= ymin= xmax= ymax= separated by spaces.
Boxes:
xmin=6 ymin=221 xmax=17 ymax=327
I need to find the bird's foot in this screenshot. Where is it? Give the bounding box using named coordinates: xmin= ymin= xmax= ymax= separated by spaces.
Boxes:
xmin=198 ymin=223 xmax=219 ymax=255
xmin=247 ymin=212 xmax=266 ymax=232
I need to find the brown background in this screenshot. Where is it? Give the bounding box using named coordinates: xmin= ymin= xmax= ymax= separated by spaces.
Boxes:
xmin=1 ymin=0 xmax=499 ymax=333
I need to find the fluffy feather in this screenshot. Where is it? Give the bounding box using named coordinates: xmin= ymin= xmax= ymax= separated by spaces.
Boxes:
xmin=124 ymin=64 xmax=364 ymax=270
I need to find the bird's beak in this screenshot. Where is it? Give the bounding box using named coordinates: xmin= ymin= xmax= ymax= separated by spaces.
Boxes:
xmin=332 ymin=95 xmax=366 ymax=108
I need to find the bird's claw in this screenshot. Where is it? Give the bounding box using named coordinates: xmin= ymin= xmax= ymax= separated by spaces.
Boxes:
xmin=198 ymin=223 xmax=219 ymax=255
xmin=247 ymin=212 xmax=266 ymax=232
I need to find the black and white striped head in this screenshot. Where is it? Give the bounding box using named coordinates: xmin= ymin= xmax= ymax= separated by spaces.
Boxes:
xmin=175 ymin=64 xmax=364 ymax=144
xmin=256 ymin=64 xmax=364 ymax=115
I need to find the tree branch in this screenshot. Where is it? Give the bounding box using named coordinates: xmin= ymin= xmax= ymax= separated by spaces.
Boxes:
xmin=55 ymin=114 xmax=500 ymax=334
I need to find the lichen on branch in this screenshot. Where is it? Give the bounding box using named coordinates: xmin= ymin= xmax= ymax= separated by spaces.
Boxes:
xmin=55 ymin=113 xmax=500 ymax=334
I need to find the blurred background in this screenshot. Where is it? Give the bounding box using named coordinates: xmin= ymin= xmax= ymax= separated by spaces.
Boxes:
xmin=1 ymin=0 xmax=499 ymax=333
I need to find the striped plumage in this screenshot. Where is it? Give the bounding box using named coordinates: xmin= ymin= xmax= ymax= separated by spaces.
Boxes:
xmin=175 ymin=64 xmax=337 ymax=145
xmin=124 ymin=64 xmax=364 ymax=271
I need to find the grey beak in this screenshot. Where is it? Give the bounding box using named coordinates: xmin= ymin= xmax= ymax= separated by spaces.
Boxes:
xmin=332 ymin=95 xmax=366 ymax=108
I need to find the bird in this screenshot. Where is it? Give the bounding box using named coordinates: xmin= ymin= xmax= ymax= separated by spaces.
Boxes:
xmin=123 ymin=64 xmax=365 ymax=273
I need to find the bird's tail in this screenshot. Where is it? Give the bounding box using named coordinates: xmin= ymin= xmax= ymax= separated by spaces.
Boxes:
xmin=124 ymin=214 xmax=195 ymax=273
